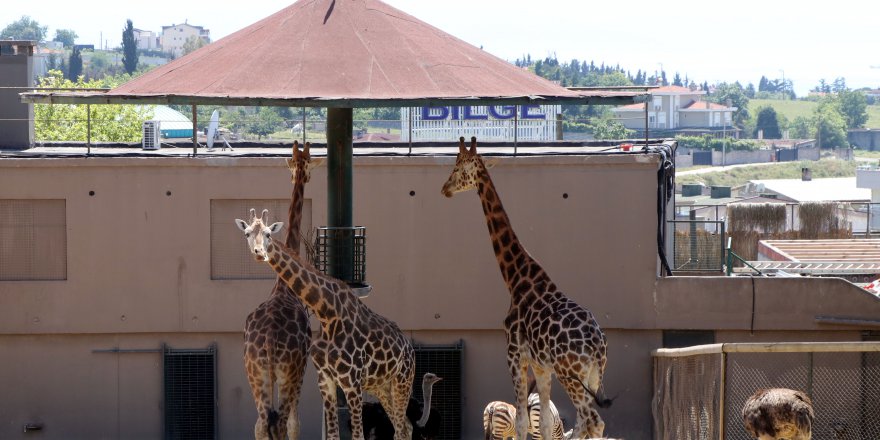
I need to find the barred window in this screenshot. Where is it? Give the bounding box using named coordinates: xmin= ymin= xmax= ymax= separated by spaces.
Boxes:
xmin=0 ymin=199 xmax=66 ymax=281
xmin=210 ymin=199 xmax=311 ymax=280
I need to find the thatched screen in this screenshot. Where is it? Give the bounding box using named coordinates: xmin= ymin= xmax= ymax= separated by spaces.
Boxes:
xmin=797 ymin=202 xmax=851 ymax=239
xmin=727 ymin=203 xmax=787 ymax=262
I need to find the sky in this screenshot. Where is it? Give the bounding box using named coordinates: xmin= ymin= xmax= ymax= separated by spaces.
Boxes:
xmin=4 ymin=0 xmax=879 ymax=96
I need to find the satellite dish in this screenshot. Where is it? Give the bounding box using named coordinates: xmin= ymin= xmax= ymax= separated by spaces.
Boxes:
xmin=206 ymin=110 xmax=220 ymax=150
xmin=205 ymin=110 xmax=233 ymax=151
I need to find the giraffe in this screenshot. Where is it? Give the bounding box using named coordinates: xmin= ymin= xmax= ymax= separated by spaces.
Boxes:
xmin=243 ymin=141 xmax=315 ymax=440
xmin=441 ymin=137 xmax=610 ymax=440
xmin=235 ymin=209 xmax=416 ymax=440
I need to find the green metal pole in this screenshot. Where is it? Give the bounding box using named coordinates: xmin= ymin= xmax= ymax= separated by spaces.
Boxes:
xmin=326 ymin=107 xmax=353 ymax=283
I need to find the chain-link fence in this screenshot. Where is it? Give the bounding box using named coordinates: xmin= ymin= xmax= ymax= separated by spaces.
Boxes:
xmin=653 ymin=342 xmax=880 ymax=440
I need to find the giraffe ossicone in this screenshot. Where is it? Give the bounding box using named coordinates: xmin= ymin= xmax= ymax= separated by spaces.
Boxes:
xmin=443 ymin=136 xmax=610 ymax=440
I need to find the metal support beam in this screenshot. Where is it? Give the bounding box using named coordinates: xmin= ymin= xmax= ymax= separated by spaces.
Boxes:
xmin=192 ymin=105 xmax=198 ymax=155
xmin=86 ymin=104 xmax=91 ymax=155
xmin=327 ymin=107 xmax=354 ymax=282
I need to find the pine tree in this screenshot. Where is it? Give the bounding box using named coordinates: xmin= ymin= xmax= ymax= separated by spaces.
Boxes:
xmin=672 ymin=72 xmax=682 ymax=87
xmin=68 ymin=47 xmax=83 ymax=80
xmin=121 ymin=19 xmax=138 ymax=74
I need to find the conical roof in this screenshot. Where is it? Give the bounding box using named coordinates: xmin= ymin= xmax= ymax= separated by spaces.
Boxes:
xmin=25 ymin=0 xmax=644 ymax=107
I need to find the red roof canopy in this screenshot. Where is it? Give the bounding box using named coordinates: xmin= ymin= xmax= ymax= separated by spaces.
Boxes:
xmin=118 ymin=0 xmax=647 ymax=106
xmin=24 ymin=0 xmax=645 ymax=107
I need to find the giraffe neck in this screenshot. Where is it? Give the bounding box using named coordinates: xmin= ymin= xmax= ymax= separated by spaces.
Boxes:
xmin=285 ymin=167 xmax=307 ymax=252
xmin=265 ymin=239 xmax=338 ymax=321
xmin=417 ymin=379 xmax=434 ymax=427
xmin=475 ymin=160 xmax=531 ymax=288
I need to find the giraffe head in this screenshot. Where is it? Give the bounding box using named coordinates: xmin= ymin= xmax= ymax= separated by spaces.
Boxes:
xmin=441 ymin=136 xmax=482 ymax=198
xmin=235 ymin=209 xmax=284 ymax=261
xmin=285 ymin=140 xmax=321 ymax=184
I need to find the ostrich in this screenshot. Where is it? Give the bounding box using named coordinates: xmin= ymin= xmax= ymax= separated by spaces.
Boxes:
xmin=359 ymin=372 xmax=443 ymax=440
xmin=742 ymin=388 xmax=814 ymax=440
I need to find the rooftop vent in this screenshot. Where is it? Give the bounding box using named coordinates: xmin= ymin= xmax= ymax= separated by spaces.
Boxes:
xmin=710 ymin=186 xmax=731 ymax=199
xmin=681 ymin=184 xmax=704 ymax=197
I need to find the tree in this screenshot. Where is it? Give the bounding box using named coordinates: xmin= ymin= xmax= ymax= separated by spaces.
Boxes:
xmin=591 ymin=118 xmax=634 ymax=140
xmin=672 ymin=72 xmax=682 ymax=87
xmin=182 ymin=35 xmax=207 ymax=56
xmin=34 ymin=70 xmax=152 ymax=142
xmin=68 ymin=47 xmax=83 ymax=81
xmin=1 ymin=16 xmax=47 ymax=41
xmin=248 ymin=107 xmax=284 ymax=139
xmin=710 ymin=82 xmax=750 ymax=128
xmin=745 ymin=83 xmax=756 ymax=99
xmin=53 ymin=29 xmax=78 ymax=47
xmin=837 ymin=89 xmax=868 ymax=129
xmin=813 ymin=105 xmax=848 ymax=148
xmin=121 ymin=19 xmax=138 ymax=75
xmin=789 ymin=116 xmax=812 ymax=139
xmin=753 ymin=107 xmax=781 ymax=139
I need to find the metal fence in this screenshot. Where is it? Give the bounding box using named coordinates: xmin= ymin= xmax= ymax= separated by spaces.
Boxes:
xmin=669 ymin=220 xmax=726 ymax=272
xmin=652 ymin=342 xmax=880 ymax=440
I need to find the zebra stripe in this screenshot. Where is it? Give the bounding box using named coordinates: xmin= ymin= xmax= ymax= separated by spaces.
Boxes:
xmin=527 ymin=393 xmax=566 ymax=440
xmin=483 ymin=401 xmax=517 ymax=440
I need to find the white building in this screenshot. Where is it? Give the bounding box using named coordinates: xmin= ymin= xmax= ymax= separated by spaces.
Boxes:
xmin=133 ymin=28 xmax=159 ymax=51
xmin=160 ymin=22 xmax=210 ymax=57
xmin=401 ymin=105 xmax=560 ymax=142
xmin=612 ymin=85 xmax=736 ymax=134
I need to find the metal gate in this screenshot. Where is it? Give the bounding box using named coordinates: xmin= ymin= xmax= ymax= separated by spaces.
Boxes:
xmin=413 ymin=340 xmax=464 ymax=440
xmin=693 ymin=151 xmax=713 ymax=166
xmin=163 ymin=344 xmax=217 ymax=440
xmin=776 ymin=148 xmax=798 ymax=162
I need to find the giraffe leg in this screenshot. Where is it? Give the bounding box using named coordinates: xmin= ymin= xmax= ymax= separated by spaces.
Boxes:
xmin=246 ymin=357 xmax=273 ymax=440
xmin=390 ymin=375 xmax=414 ymax=440
xmin=278 ymin=366 xmax=304 ymax=440
xmin=558 ymin=371 xmax=605 ymax=438
xmin=316 ymin=370 xmax=340 ymax=440
xmin=533 ymin=368 xmax=555 ymax=440
xmin=341 ymin=385 xmax=365 ymax=440
xmin=507 ymin=348 xmax=530 ymax=440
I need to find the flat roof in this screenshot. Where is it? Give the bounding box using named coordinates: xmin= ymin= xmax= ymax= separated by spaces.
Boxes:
xmin=751 ymin=177 xmax=869 ymax=202
xmin=760 ymin=239 xmax=880 ymax=263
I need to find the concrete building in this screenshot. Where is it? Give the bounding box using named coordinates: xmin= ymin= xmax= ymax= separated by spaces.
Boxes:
xmin=1 ymin=145 xmax=879 ymax=439
xmin=0 ymin=40 xmax=34 ymax=149
xmin=160 ymin=22 xmax=210 ymax=57
xmin=612 ymin=85 xmax=737 ymax=136
xmin=133 ymin=28 xmax=159 ymax=51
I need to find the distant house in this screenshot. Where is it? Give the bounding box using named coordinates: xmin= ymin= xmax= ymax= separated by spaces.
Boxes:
xmin=612 ymin=85 xmax=738 ymax=137
xmin=133 ymin=28 xmax=159 ymax=51
xmin=160 ymin=22 xmax=210 ymax=57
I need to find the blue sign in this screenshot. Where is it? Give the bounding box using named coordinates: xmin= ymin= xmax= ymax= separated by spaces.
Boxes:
xmin=421 ymin=105 xmax=547 ymax=121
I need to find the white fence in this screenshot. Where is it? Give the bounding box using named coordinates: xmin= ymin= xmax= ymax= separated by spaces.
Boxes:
xmin=401 ymin=105 xmax=560 ymax=142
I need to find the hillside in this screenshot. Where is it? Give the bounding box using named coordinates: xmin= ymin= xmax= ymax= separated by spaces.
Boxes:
xmin=676 ymin=159 xmax=858 ymax=187
xmin=750 ymin=99 xmax=880 ymax=128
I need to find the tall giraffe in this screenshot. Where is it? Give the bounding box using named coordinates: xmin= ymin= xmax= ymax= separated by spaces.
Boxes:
xmin=243 ymin=141 xmax=314 ymax=440
xmin=235 ymin=209 xmax=416 ymax=440
xmin=441 ymin=137 xmax=610 ymax=440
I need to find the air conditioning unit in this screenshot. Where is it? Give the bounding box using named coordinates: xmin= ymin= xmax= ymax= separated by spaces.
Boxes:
xmin=142 ymin=120 xmax=161 ymax=150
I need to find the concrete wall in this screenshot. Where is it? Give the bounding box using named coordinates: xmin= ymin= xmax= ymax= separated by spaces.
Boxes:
xmin=0 ymin=153 xmax=878 ymax=439
xmin=849 ymin=129 xmax=880 ymax=150
xmin=0 ymin=44 xmax=33 ymax=148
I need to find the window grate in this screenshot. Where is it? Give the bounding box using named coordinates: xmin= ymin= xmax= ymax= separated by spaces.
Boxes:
xmin=210 ymin=199 xmax=311 ymax=280
xmin=163 ymin=344 xmax=217 ymax=440
xmin=0 ymin=199 xmax=66 ymax=281
xmin=412 ymin=340 xmax=464 ymax=440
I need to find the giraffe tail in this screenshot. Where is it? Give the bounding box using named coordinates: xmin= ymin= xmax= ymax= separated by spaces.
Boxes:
xmin=566 ymin=375 xmax=616 ymax=409
xmin=267 ymin=409 xmax=280 ymax=440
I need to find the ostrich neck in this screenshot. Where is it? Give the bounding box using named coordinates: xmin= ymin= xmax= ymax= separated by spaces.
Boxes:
xmin=417 ymin=380 xmax=434 ymax=427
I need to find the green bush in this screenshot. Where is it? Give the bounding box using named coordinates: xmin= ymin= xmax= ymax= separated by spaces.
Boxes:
xmin=675 ymin=135 xmax=762 ymax=152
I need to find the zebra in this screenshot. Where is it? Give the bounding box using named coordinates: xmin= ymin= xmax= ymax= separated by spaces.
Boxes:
xmin=482 ymin=394 xmax=572 ymax=440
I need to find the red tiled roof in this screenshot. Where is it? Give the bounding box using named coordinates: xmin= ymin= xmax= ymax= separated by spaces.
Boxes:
xmin=682 ymin=100 xmax=730 ymax=110
xmin=652 ymin=85 xmax=699 ymax=94
xmin=104 ymin=0 xmax=640 ymax=106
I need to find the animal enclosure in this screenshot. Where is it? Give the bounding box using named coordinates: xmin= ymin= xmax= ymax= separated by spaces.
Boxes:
xmin=652 ymin=342 xmax=880 ymax=440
